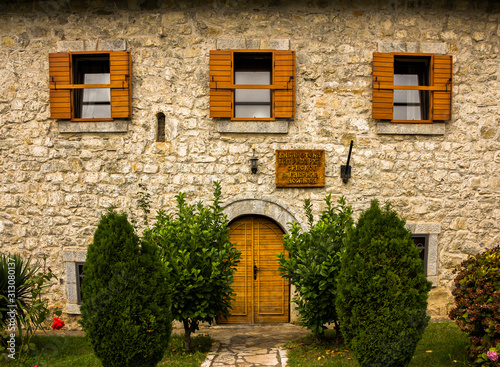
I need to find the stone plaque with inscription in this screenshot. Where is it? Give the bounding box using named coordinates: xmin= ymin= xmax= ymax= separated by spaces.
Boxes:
xmin=276 ymin=150 xmax=325 ymax=187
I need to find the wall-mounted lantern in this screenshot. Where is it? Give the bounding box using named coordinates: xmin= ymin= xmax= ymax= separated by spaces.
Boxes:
xmin=340 ymin=140 xmax=354 ymax=184
xmin=250 ymin=145 xmax=258 ymax=174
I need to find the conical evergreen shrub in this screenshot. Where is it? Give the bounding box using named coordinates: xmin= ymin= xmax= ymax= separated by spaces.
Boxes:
xmin=336 ymin=200 xmax=432 ymax=367
xmin=80 ymin=209 xmax=172 ymax=367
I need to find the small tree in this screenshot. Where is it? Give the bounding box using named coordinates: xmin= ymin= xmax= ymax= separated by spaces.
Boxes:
xmin=449 ymin=246 xmax=500 ymax=366
xmin=336 ymin=200 xmax=432 ymax=367
xmin=80 ymin=209 xmax=172 ymax=367
xmin=144 ymin=181 xmax=240 ymax=352
xmin=277 ymin=195 xmax=353 ymax=339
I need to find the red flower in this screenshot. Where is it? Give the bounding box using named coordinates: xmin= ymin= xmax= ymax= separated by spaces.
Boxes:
xmin=51 ymin=317 xmax=65 ymax=330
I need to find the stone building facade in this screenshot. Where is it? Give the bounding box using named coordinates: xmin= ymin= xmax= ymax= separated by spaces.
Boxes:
xmin=0 ymin=0 xmax=499 ymax=328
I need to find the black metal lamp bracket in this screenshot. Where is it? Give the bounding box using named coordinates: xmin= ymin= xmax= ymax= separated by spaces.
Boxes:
xmin=340 ymin=140 xmax=354 ymax=184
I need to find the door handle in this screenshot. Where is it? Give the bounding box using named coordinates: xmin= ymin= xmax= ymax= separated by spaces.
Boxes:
xmin=253 ymin=265 xmax=259 ymax=280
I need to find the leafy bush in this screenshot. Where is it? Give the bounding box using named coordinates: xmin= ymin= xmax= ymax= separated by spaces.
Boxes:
xmin=0 ymin=253 xmax=60 ymax=366
xmin=449 ymin=246 xmax=500 ymax=366
xmin=336 ymin=200 xmax=432 ymax=367
xmin=277 ymin=195 xmax=353 ymax=339
xmin=80 ymin=209 xmax=172 ymax=367
xmin=144 ymin=181 xmax=240 ymax=352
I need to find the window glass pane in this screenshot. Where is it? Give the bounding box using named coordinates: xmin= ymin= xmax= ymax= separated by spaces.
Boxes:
xmin=235 ymin=105 xmax=271 ymax=118
xmin=82 ymin=88 xmax=110 ymax=103
xmin=393 ymin=90 xmax=429 ymax=120
xmin=394 ymin=105 xmax=421 ymax=120
xmin=82 ymin=104 xmax=111 ymax=119
xmin=235 ymin=71 xmax=271 ymax=85
xmin=81 ymin=73 xmax=111 ymax=118
xmin=394 ymin=74 xmax=419 ymax=86
xmin=235 ymin=89 xmax=271 ymax=103
xmin=84 ymin=73 xmax=110 ymax=85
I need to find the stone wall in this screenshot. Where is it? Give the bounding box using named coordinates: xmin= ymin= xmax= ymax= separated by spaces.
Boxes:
xmin=0 ymin=0 xmax=499 ymax=328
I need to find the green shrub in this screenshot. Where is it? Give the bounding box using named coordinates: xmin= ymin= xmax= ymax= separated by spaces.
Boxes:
xmin=449 ymin=246 xmax=500 ymax=366
xmin=336 ymin=200 xmax=432 ymax=367
xmin=144 ymin=181 xmax=240 ymax=352
xmin=0 ymin=253 xmax=59 ymax=366
xmin=277 ymin=195 xmax=353 ymax=339
xmin=80 ymin=209 xmax=172 ymax=367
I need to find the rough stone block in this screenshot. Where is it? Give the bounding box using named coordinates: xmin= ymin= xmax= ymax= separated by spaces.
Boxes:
xmin=66 ymin=285 xmax=78 ymax=304
xmin=62 ymin=250 xmax=87 ymax=262
xmin=66 ymin=303 xmax=81 ymax=315
xmin=217 ymin=38 xmax=245 ymax=50
xmin=97 ymin=40 xmax=127 ymax=51
xmin=246 ymin=39 xmax=261 ymax=49
xmin=57 ymin=40 xmax=84 ymax=52
xmin=378 ymin=41 xmax=406 ymax=53
xmin=84 ymin=40 xmax=97 ymax=51
xmin=420 ymin=42 xmax=447 ymax=54
xmin=267 ymin=39 xmax=290 ymax=50
xmin=406 ymin=42 xmax=418 ymax=52
xmin=428 ymin=234 xmax=438 ymax=276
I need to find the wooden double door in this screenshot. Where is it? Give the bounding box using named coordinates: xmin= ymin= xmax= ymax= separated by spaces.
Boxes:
xmin=222 ymin=216 xmax=289 ymax=324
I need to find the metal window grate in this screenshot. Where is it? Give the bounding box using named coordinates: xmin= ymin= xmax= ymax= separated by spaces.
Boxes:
xmin=412 ymin=235 xmax=429 ymax=276
xmin=75 ymin=262 xmax=85 ymax=305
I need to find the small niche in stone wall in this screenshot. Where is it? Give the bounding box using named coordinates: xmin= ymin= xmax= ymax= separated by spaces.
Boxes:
xmin=157 ymin=113 xmax=166 ymax=142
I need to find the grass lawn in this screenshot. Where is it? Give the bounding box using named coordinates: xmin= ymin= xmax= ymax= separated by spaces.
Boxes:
xmin=285 ymin=322 xmax=471 ymax=367
xmin=18 ymin=333 xmax=212 ymax=367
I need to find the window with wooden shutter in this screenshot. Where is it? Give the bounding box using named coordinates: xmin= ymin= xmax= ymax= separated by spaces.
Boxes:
xmin=372 ymin=52 xmax=452 ymax=123
xmin=209 ymin=49 xmax=296 ymax=120
xmin=49 ymin=51 xmax=131 ymax=121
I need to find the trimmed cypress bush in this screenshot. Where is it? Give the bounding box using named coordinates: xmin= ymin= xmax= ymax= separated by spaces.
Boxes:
xmin=336 ymin=200 xmax=432 ymax=367
xmin=80 ymin=209 xmax=172 ymax=367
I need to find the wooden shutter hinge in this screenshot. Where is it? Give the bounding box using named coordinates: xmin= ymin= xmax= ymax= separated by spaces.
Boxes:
xmin=375 ymin=76 xmax=380 ymax=90
xmin=51 ymin=77 xmax=57 ymax=90
xmin=287 ymin=76 xmax=294 ymax=91
xmin=446 ymin=78 xmax=451 ymax=93
xmin=211 ymin=76 xmax=218 ymax=90
xmin=123 ymin=74 xmax=129 ymax=90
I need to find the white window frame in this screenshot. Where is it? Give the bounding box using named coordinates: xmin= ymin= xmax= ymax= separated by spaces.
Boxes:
xmin=63 ymin=250 xmax=87 ymax=314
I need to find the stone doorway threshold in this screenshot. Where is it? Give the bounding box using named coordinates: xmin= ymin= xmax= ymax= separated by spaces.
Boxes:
xmin=194 ymin=323 xmax=309 ymax=367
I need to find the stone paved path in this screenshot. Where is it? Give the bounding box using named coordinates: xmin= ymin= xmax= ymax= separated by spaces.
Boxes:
xmin=197 ymin=324 xmax=309 ymax=367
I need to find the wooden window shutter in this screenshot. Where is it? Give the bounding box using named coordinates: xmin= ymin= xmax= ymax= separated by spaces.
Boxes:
xmin=209 ymin=50 xmax=232 ymax=118
xmin=110 ymin=51 xmax=132 ymax=119
xmin=49 ymin=52 xmax=72 ymax=119
xmin=432 ymin=55 xmax=452 ymax=121
xmin=372 ymin=52 xmax=394 ymax=120
xmin=273 ymin=50 xmax=296 ymax=119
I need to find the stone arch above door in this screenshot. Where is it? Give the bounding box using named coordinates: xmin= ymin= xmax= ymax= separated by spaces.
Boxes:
xmin=223 ymin=194 xmax=303 ymax=234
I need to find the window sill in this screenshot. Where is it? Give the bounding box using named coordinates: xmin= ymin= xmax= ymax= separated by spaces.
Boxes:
xmin=66 ymin=303 xmax=81 ymax=315
xmin=58 ymin=121 xmax=128 ymax=133
xmin=217 ymin=120 xmax=288 ymax=134
xmin=377 ymin=122 xmax=445 ymax=135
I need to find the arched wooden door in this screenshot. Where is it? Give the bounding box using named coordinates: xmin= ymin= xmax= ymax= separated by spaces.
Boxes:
xmin=222 ymin=216 xmax=289 ymax=323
